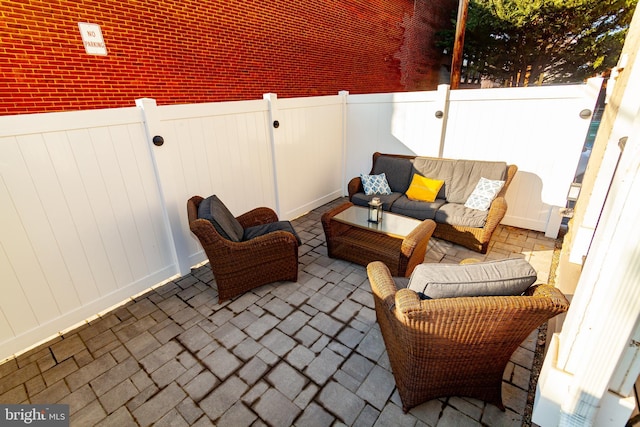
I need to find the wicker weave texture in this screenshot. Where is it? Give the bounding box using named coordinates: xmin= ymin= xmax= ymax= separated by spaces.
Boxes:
xmin=367 ymin=261 xmax=569 ymax=413
xmin=187 ymin=196 xmax=299 ymax=302
xmin=321 ymin=202 xmax=435 ymax=277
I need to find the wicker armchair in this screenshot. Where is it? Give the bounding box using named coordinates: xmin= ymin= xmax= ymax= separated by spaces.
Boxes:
xmin=366 ymin=261 xmax=569 ymax=413
xmin=187 ymin=196 xmax=299 ymax=302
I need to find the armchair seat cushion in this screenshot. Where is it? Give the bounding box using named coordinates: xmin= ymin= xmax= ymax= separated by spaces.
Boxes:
xmin=408 ymin=258 xmax=537 ymax=299
xmin=197 ymin=195 xmax=244 ymax=242
xmin=243 ymin=221 xmax=302 ymax=245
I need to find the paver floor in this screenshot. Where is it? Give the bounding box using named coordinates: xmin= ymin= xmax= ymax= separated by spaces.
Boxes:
xmin=0 ymin=197 xmax=558 ymax=426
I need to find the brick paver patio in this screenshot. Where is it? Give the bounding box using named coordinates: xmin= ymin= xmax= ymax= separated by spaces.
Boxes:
xmin=0 ymin=198 xmax=558 ymax=426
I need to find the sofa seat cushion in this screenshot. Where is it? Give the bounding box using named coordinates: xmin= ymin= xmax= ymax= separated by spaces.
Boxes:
xmin=352 ymin=192 xmax=403 ymax=211
xmin=372 ymin=155 xmax=413 ymax=193
xmin=389 ymin=195 xmax=445 ymax=220
xmin=434 ymin=202 xmax=489 ymax=227
xmin=447 ymin=160 xmax=507 ymax=204
xmin=407 ymin=258 xmax=538 ymax=299
xmin=243 ymin=221 xmax=302 ymax=245
xmin=198 ymin=195 xmax=244 ymax=242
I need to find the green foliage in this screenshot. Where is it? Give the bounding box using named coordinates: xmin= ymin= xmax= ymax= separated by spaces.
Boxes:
xmin=438 ymin=0 xmax=638 ymax=85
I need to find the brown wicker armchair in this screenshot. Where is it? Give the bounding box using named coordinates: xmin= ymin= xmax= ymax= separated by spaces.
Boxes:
xmin=187 ymin=196 xmax=299 ymax=302
xmin=366 ymin=261 xmax=569 ymax=413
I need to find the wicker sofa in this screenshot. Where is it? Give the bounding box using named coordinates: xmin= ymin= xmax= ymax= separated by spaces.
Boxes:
xmin=348 ymin=152 xmax=517 ymax=253
xmin=367 ymin=260 xmax=569 ymax=412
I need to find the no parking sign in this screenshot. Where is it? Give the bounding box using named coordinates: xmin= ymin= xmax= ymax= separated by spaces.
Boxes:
xmin=78 ymin=22 xmax=107 ymax=56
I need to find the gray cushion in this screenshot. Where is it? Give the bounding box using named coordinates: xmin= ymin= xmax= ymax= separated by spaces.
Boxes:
xmin=434 ymin=202 xmax=489 ymax=227
xmin=407 ymin=258 xmax=537 ymax=299
xmin=447 ymin=160 xmax=507 ymax=204
xmin=389 ymin=195 xmax=445 ymax=220
xmin=197 ymin=195 xmax=244 ymax=242
xmin=411 ymin=157 xmax=455 ymax=200
xmin=351 ymin=192 xmax=403 ymax=211
xmin=395 ymin=277 xmax=410 ymax=289
xmin=372 ymin=156 xmax=413 ymax=193
xmin=243 ymin=221 xmax=302 ymax=245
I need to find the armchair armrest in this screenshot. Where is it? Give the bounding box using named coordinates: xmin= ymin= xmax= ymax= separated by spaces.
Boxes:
xmin=401 ymin=219 xmax=436 ymax=276
xmin=527 ymin=284 xmax=571 ymax=311
xmin=366 ymin=261 xmax=398 ymax=311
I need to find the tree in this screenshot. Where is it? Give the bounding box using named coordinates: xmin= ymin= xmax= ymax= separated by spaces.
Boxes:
xmin=438 ymin=0 xmax=637 ymax=86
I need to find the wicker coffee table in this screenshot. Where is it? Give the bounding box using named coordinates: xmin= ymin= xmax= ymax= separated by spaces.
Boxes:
xmin=321 ymin=202 xmax=436 ymax=277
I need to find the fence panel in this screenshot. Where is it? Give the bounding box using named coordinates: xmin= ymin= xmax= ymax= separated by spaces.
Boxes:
xmin=270 ymin=94 xmax=346 ymax=220
xmin=141 ymin=99 xmax=277 ymax=272
xmin=0 ymin=108 xmax=177 ymax=359
xmin=345 ymin=90 xmax=446 ymax=187
xmin=345 ymin=81 xmax=602 ymax=237
xmin=141 ymin=95 xmax=348 ymax=273
xmin=444 ymin=79 xmax=603 ymax=235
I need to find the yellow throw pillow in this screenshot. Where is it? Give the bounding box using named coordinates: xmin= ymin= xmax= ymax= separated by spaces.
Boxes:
xmin=405 ymin=174 xmax=444 ymax=202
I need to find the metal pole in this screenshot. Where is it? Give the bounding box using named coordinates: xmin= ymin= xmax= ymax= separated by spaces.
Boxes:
xmin=450 ymin=0 xmax=469 ymax=89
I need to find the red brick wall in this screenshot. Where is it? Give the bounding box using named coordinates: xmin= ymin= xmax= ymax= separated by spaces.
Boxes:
xmin=0 ymin=0 xmax=457 ymax=115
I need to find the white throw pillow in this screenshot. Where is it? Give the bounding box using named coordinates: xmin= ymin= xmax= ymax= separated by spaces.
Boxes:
xmin=464 ymin=177 xmax=505 ymax=211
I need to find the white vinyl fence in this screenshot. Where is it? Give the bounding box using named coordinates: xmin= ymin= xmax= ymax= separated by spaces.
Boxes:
xmin=346 ymin=78 xmax=604 ymax=236
xmin=0 ymin=108 xmax=177 ymax=358
xmin=0 ymin=81 xmax=601 ymax=360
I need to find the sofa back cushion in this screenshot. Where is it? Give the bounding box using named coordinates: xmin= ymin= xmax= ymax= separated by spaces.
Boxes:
xmin=372 ymin=155 xmax=413 ymax=193
xmin=447 ymin=160 xmax=507 ymax=204
xmin=411 ymin=157 xmax=455 ymax=200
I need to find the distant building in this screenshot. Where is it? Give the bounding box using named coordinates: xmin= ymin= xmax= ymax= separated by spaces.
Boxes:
xmin=0 ymin=0 xmax=457 ymax=115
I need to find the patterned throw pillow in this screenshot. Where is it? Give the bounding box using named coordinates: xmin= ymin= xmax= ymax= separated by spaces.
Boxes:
xmin=405 ymin=174 xmax=444 ymax=202
xmin=464 ymin=177 xmax=505 ymax=211
xmin=360 ymin=173 xmax=392 ymax=195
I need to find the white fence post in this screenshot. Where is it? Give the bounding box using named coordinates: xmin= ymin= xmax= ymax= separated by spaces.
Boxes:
xmin=136 ymin=98 xmax=191 ymax=276
xmin=263 ymin=93 xmax=282 ymax=216
xmin=339 ymin=90 xmax=350 ymax=196
xmin=435 ymin=84 xmax=451 ymax=157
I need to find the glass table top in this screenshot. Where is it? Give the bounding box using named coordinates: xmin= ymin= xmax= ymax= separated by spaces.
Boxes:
xmin=332 ymin=205 xmax=423 ymax=239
